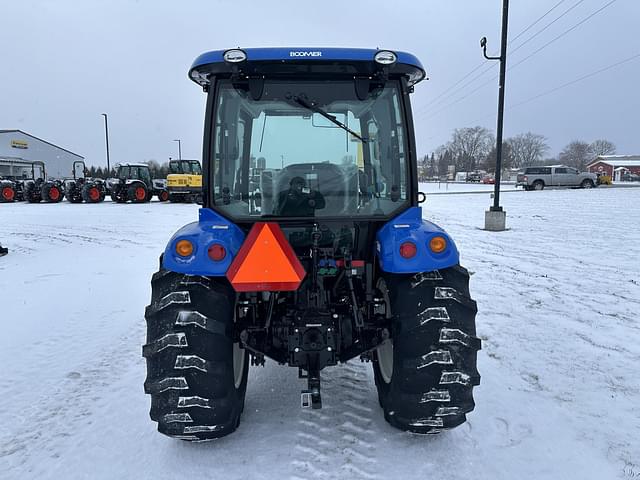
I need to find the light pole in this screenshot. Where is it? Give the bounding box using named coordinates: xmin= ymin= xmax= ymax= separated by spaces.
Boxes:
xmin=173 ymin=139 xmax=182 ymax=160
xmin=101 ymin=113 xmax=111 ymax=174
xmin=481 ymin=0 xmax=509 ymax=231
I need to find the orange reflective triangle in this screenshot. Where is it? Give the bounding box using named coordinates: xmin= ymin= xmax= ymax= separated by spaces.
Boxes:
xmin=226 ymin=223 xmax=306 ymax=292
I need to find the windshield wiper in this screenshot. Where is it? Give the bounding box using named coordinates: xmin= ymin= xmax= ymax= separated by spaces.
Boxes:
xmin=293 ymin=95 xmax=367 ymax=143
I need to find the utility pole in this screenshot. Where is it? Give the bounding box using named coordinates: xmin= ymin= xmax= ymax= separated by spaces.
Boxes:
xmin=173 ymin=139 xmax=182 ymax=160
xmin=481 ymin=0 xmax=509 ymax=231
xmin=101 ymin=113 xmax=111 ymax=174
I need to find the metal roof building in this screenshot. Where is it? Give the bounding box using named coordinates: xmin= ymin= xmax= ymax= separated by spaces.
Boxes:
xmin=0 ymin=130 xmax=84 ymax=180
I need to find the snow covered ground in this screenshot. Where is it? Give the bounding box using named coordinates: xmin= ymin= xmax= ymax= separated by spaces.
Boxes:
xmin=421 ymin=181 xmax=518 ymax=194
xmin=1 ymin=187 xmax=639 ymax=479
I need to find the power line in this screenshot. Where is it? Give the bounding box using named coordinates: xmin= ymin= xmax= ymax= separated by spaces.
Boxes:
xmin=510 ymin=0 xmax=618 ymax=70
xmin=420 ymin=63 xmax=487 ymax=109
xmin=417 ymin=63 xmax=497 ymax=113
xmin=509 ymin=52 xmax=640 ymax=109
xmin=421 ymin=75 xmax=498 ymax=121
xmin=419 ymin=0 xmax=588 ymax=115
xmin=466 ymin=52 xmax=640 ymax=126
xmin=421 ymin=0 xmax=577 ymax=112
xmin=509 ymin=0 xmax=569 ymax=43
xmin=509 ymin=0 xmax=587 ymax=55
xmin=417 ymin=0 xmax=619 ymax=119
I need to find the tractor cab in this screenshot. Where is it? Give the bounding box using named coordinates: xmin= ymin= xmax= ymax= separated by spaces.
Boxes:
xmin=169 ymin=159 xmax=202 ymax=175
xmin=21 ymin=161 xmax=65 ymax=203
xmin=167 ymin=159 xmax=203 ymax=203
xmin=191 ymin=48 xmax=425 ymax=226
xmin=1 ymin=161 xmax=46 ymax=202
xmin=116 ymin=164 xmax=152 ymax=184
xmin=109 ymin=163 xmax=169 ymax=203
xmin=64 ymin=160 xmax=106 ymax=203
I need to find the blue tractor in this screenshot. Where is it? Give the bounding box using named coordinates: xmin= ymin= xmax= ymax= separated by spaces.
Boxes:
xmin=143 ymin=48 xmax=480 ymax=441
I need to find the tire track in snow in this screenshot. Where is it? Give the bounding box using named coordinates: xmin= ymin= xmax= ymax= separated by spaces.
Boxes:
xmin=289 ymin=361 xmax=380 ymax=480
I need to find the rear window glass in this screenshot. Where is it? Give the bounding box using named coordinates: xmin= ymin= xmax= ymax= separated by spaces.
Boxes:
xmin=525 ymin=167 xmax=551 ymax=175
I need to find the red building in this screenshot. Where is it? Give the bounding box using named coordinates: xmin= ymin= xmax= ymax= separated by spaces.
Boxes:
xmin=587 ymin=155 xmax=640 ymax=181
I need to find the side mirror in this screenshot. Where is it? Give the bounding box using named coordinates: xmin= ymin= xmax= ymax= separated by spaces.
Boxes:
xmin=418 ymin=192 xmax=427 ymax=204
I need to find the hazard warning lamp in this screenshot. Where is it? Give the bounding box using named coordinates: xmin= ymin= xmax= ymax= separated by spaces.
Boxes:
xmin=226 ymin=223 xmax=306 ymax=292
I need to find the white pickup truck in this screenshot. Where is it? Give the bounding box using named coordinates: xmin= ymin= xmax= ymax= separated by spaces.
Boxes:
xmin=516 ymin=165 xmax=597 ymax=190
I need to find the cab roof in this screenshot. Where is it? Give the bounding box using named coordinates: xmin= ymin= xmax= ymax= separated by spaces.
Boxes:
xmin=189 ymin=47 xmax=426 ymax=88
xmin=117 ymin=163 xmax=149 ymax=168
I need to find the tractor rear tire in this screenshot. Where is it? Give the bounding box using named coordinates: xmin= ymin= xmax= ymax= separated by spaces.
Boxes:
xmin=82 ymin=184 xmax=104 ymax=203
xmin=128 ymin=183 xmax=149 ymax=203
xmin=42 ymin=184 xmax=63 ymax=203
xmin=25 ymin=184 xmax=41 ymax=203
xmin=66 ymin=186 xmax=84 ymax=203
xmin=143 ymin=269 xmax=249 ymax=441
xmin=372 ymin=265 xmax=481 ymax=434
xmin=111 ymin=192 xmax=126 ymax=203
xmin=1 ymin=185 xmax=16 ymax=202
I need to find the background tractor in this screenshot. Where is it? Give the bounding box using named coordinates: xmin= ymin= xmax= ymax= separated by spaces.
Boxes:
xmin=167 ymin=159 xmax=203 ymax=203
xmin=0 ymin=175 xmax=22 ymax=202
xmin=143 ymin=48 xmax=480 ymax=441
xmin=108 ymin=163 xmax=169 ymax=203
xmin=21 ymin=161 xmax=65 ymax=203
xmin=64 ymin=160 xmax=107 ymax=203
xmin=596 ymin=172 xmax=613 ymax=185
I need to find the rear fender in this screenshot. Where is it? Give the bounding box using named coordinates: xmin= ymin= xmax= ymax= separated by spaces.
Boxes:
xmin=162 ymin=208 xmax=245 ymax=276
xmin=376 ymin=206 xmax=460 ymax=274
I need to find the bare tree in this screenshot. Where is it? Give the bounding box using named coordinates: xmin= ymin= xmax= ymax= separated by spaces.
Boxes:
xmin=417 ymin=155 xmax=429 ymax=181
xmin=588 ymin=139 xmax=616 ymax=158
xmin=559 ymin=141 xmax=591 ymax=170
xmin=145 ymin=159 xmax=169 ymax=179
xmin=482 ymin=142 xmax=514 ymax=172
xmin=506 ymin=132 xmax=549 ymax=168
xmin=446 ymin=127 xmax=494 ymax=172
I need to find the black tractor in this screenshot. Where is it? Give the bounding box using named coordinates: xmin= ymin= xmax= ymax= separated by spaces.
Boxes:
xmin=64 ymin=161 xmax=106 ymax=203
xmin=21 ymin=161 xmax=65 ymax=203
xmin=108 ymin=163 xmax=170 ymax=203
xmin=0 ymin=176 xmax=21 ymax=203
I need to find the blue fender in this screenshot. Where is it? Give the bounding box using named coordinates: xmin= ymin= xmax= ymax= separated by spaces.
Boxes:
xmin=376 ymin=207 xmax=459 ymax=274
xmin=162 ymin=208 xmax=245 ymax=276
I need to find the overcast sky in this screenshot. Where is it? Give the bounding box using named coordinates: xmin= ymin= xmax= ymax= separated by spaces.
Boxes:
xmin=2 ymin=0 xmax=638 ymax=167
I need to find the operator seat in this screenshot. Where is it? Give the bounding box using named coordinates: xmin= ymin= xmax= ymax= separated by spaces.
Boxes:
xmin=272 ymin=163 xmax=357 ymax=216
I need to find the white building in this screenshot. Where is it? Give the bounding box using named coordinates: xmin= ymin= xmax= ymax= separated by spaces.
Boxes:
xmin=0 ymin=130 xmax=84 ymax=179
